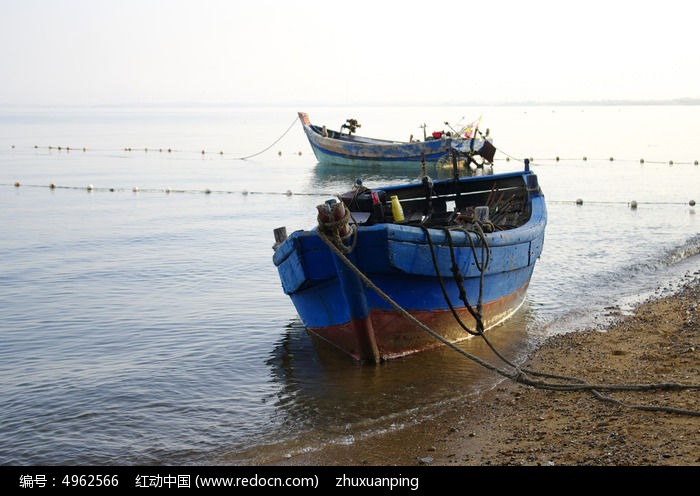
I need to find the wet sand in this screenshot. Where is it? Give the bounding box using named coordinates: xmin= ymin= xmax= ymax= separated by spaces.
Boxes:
xmin=274 ymin=273 xmax=700 ymax=466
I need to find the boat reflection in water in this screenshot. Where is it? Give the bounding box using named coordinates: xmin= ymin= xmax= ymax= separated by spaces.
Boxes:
xmin=237 ymin=304 xmax=538 ymax=465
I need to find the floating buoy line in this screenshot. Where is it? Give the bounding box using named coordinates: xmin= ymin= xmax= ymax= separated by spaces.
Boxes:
xmin=5 ymin=181 xmax=697 ymax=208
xmin=549 ymin=199 xmax=697 ymax=207
xmin=5 ymin=116 xmax=305 ymax=160
xmin=6 ymin=144 xmax=308 ymax=159
xmin=6 ymin=181 xmax=315 ymax=197
xmin=499 ymin=155 xmax=699 ymax=166
xmin=4 ymin=115 xmax=698 ymax=206
xmin=5 ymin=116 xmax=699 ymax=165
xmin=7 ymin=143 xmax=700 ymax=167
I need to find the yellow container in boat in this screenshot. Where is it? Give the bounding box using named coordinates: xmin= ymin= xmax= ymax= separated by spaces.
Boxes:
xmin=390 ymin=195 xmax=404 ymax=222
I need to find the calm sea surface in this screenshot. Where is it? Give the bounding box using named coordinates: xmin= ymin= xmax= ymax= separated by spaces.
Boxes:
xmin=1 ymin=105 xmax=698 ymax=465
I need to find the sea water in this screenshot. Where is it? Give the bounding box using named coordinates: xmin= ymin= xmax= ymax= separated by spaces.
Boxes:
xmin=0 ymin=104 xmax=698 ymax=465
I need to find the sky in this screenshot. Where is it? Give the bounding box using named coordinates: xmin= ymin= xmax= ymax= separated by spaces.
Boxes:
xmin=1 ymin=0 xmax=699 ymax=106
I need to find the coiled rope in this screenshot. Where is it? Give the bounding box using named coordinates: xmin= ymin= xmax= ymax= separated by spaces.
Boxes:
xmin=317 ymin=227 xmax=700 ymax=417
xmin=316 ymin=198 xmax=359 ymax=254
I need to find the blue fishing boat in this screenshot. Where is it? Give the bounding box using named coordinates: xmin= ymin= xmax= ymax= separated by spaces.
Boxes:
xmin=272 ymin=157 xmax=547 ymax=363
xmin=298 ymin=111 xmax=495 ymax=167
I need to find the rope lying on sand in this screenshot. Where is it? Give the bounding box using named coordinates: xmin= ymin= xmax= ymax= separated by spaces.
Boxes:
xmin=318 ymin=227 xmax=700 ymax=417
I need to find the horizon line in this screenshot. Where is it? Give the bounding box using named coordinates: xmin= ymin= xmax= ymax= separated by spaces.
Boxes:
xmin=1 ymin=97 xmax=699 ymax=109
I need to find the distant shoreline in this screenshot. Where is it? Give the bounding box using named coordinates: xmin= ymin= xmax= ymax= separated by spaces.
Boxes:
xmin=1 ymin=99 xmax=700 ymax=109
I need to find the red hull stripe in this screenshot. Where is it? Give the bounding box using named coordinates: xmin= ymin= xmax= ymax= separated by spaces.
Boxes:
xmin=308 ymin=283 xmax=528 ymax=362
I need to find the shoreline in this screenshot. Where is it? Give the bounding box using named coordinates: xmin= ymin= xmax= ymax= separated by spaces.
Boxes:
xmin=273 ymin=273 xmax=700 ymax=466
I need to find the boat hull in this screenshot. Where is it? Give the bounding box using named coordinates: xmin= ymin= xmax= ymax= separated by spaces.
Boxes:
xmin=298 ymin=112 xmax=486 ymax=167
xmin=273 ymin=188 xmax=546 ymax=362
xmin=298 ymin=277 xmax=531 ymax=362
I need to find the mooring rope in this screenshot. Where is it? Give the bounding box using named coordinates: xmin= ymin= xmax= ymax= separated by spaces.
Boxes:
xmin=420 ymin=226 xmax=483 ymax=336
xmin=317 ymin=228 xmax=509 ymax=372
xmin=317 ymin=227 xmax=700 ymax=417
xmin=233 ymin=115 xmax=300 ymax=160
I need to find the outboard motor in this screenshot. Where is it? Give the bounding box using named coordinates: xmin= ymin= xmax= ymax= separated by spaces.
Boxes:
xmin=341 ymin=118 xmax=361 ymax=135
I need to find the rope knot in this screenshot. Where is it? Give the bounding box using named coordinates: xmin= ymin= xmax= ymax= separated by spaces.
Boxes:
xmin=317 ymin=200 xmax=355 ymax=253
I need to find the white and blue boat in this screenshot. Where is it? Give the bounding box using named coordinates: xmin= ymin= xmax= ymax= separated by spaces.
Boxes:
xmin=298 ymin=111 xmax=494 ymax=167
xmin=272 ymin=157 xmax=547 ymax=363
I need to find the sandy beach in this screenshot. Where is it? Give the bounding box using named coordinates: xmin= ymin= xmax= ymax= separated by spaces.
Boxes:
xmin=275 ymin=273 xmax=700 ymax=467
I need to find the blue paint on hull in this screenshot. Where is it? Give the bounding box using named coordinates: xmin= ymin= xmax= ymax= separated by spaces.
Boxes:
xmin=276 ymin=197 xmax=544 ymax=324
xmin=307 ymin=141 xmax=448 ymax=167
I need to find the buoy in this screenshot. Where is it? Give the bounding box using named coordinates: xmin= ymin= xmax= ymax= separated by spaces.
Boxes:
xmin=242 ymin=190 xmax=248 ymax=195
xmin=87 ymin=184 xmax=94 ymax=191
xmin=205 ymin=188 xmax=211 ymax=194
xmin=109 ymin=188 xmax=114 ymax=192
xmin=298 ymin=151 xmax=302 ymax=156
xmin=219 ymin=151 xmax=224 ymax=155
xmin=285 ymin=190 xmax=293 ymax=196
xmin=629 ymin=200 xmax=638 ymax=209
xmin=201 ymin=150 xmax=205 ymax=155
xmin=50 ymin=183 xmax=56 ymax=189
xmin=133 ymin=187 xmax=140 ymax=192
xmin=555 ymin=156 xmax=560 ymax=161
xmin=14 ymin=181 xmax=20 ymax=187
xmin=640 ymin=158 xmax=645 ymax=164
xmin=583 ymin=156 xmax=587 ymax=161
xmin=609 ymin=157 xmax=614 ymax=161
xmin=165 ymin=188 xmax=172 ymax=194
xmin=694 ymin=160 xmax=698 ymax=165
xmin=669 ymin=160 xmax=674 ymax=165
xmin=690 ymin=200 xmax=696 ymax=206
xmin=575 ymin=198 xmax=583 ymax=205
